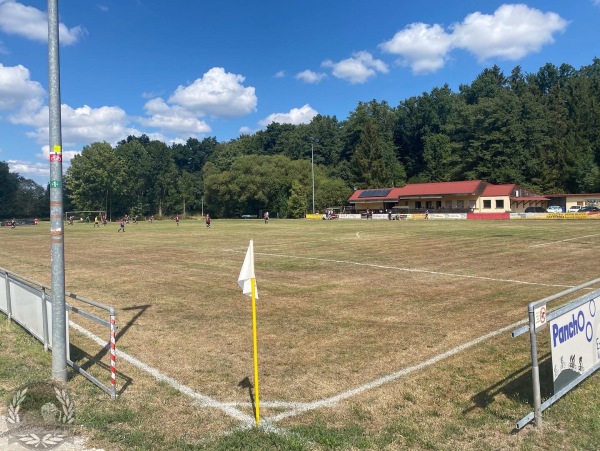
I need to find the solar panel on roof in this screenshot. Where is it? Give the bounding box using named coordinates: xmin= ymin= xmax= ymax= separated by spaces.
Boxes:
xmin=358 ymin=189 xmax=392 ymax=198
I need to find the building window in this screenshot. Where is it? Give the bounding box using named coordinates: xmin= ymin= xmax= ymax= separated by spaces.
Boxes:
xmin=483 ymin=200 xmax=492 ymax=209
xmin=496 ymin=199 xmax=504 ymax=209
xmin=457 ymin=200 xmax=464 ymax=208
xmin=415 ymin=201 xmax=422 ymax=209
xmin=436 ymin=201 xmax=442 ymax=209
xmin=445 ymin=200 xmax=453 ymax=208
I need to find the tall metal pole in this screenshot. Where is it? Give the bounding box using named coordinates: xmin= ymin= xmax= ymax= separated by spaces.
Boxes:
xmin=48 ymin=0 xmax=67 ymax=382
xmin=311 ymin=142 xmax=315 ymax=214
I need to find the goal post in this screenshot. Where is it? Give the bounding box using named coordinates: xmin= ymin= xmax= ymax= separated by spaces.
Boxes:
xmin=65 ymin=211 xmax=107 ymax=222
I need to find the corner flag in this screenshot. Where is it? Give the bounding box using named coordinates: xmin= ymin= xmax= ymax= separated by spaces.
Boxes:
xmin=237 ymin=239 xmax=261 ymax=425
xmin=238 ymin=240 xmax=258 ymax=299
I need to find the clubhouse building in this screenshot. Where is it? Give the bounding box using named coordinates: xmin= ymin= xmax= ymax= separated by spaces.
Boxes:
xmin=346 ymin=180 xmax=600 ymax=217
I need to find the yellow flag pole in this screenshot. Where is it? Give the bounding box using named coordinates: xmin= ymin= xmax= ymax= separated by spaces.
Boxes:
xmin=251 ymin=277 xmax=260 ymax=425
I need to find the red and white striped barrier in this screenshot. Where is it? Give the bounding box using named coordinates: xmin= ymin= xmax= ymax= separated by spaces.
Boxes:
xmin=110 ymin=313 xmax=117 ymax=398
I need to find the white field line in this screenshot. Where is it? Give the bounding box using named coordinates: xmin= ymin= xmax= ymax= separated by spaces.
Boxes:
xmin=69 ymin=321 xmax=256 ymax=428
xmin=237 ymin=250 xmax=575 ymax=289
xmin=530 ymin=233 xmax=600 ymax=247
xmin=267 ymin=317 xmax=528 ymax=424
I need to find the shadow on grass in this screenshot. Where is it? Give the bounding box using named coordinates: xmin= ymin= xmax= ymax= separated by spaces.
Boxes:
xmin=463 ymin=352 xmax=553 ymax=415
xmin=69 ymin=343 xmax=133 ymax=396
xmin=68 ymin=304 xmax=150 ymax=396
xmin=118 ymin=304 xmax=152 ymax=341
xmin=238 ymin=376 xmax=257 ymax=419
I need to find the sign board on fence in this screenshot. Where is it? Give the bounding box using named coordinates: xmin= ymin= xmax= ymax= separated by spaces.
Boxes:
xmin=534 ymin=304 xmax=547 ymax=329
xmin=550 ymin=297 xmax=600 ymax=392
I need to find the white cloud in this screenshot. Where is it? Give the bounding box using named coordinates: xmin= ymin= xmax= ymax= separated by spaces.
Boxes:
xmin=322 ymin=51 xmax=388 ymax=84
xmin=14 ymin=104 xmax=139 ymax=148
xmin=274 ymin=70 xmax=285 ymax=78
xmin=451 ymin=4 xmax=568 ymax=61
xmin=168 ymin=67 xmax=257 ymax=117
xmin=139 ymin=97 xmax=211 ymax=134
xmin=0 ymin=63 xmax=45 ymax=112
xmin=259 ymin=104 xmax=318 ymax=127
xmin=239 ymin=126 xmax=255 ymax=135
xmin=8 ymin=159 xmax=50 ymax=178
xmin=380 ymin=23 xmax=453 ymax=74
xmin=379 ymin=4 xmax=568 ymax=74
xmin=295 ymin=69 xmax=327 ymax=84
xmin=0 ymin=39 xmax=8 ymax=54
xmin=0 ymin=0 xmax=86 ymax=45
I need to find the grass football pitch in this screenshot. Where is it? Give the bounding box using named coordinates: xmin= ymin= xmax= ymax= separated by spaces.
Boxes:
xmin=1 ymin=217 xmax=600 ymax=450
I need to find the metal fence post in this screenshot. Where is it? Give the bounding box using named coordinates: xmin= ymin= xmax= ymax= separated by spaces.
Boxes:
xmin=528 ymin=304 xmax=542 ymax=428
xmin=109 ymin=308 xmax=117 ymax=399
xmin=41 ymin=287 xmax=49 ymax=351
xmin=5 ymin=271 xmax=12 ymax=321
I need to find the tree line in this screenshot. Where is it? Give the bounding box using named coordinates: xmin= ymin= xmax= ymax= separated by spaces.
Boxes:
xmin=0 ymin=161 xmax=49 ymax=220
xmin=2 ymin=58 xmax=600 ymax=219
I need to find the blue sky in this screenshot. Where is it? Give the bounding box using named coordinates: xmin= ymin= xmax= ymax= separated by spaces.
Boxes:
xmin=0 ymin=0 xmax=599 ymax=185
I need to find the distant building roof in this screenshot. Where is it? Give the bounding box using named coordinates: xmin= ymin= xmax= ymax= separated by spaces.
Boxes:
xmin=546 ymin=193 xmax=600 ymax=198
xmin=396 ymin=180 xmax=487 ymax=197
xmin=481 ymin=184 xmax=516 ymax=196
xmin=349 ymin=180 xmax=549 ymax=203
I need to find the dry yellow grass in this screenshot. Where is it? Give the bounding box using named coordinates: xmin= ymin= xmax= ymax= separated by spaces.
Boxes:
xmin=1 ymin=218 xmax=599 ymax=448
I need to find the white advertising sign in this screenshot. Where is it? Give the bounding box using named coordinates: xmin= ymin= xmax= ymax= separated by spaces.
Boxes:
xmin=550 ymin=298 xmax=600 ymax=392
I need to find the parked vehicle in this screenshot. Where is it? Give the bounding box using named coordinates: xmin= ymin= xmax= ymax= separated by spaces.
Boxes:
xmin=546 ymin=206 xmax=564 ymax=213
xmin=568 ymin=205 xmax=583 ymax=212
xmin=580 ymin=206 xmax=600 ymax=212
xmin=524 ymin=207 xmax=546 ymax=213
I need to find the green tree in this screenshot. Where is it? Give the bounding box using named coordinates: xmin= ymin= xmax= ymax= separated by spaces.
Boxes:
xmin=287 ymin=180 xmax=308 ymax=218
xmin=65 ymin=142 xmax=124 ymax=218
xmin=0 ymin=161 xmax=19 ymax=218
xmin=350 ymin=122 xmax=404 ymax=188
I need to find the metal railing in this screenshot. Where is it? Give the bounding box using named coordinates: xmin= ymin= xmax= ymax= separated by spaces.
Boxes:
xmin=512 ymin=278 xmax=600 ymax=429
xmin=0 ymin=267 xmax=117 ymax=398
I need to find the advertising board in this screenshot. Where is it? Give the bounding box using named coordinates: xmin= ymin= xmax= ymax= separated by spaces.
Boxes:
xmin=550 ymin=297 xmax=600 ymax=392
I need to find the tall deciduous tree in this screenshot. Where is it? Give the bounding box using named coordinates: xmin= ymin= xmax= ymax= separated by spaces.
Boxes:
xmin=65 ymin=142 xmax=124 ymax=218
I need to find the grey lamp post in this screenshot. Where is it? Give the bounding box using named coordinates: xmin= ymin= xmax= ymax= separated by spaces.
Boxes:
xmin=309 ymin=138 xmax=318 ymax=214
xmin=311 ymin=142 xmax=315 ymax=214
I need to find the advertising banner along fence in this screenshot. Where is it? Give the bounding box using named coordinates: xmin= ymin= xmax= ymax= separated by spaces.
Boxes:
xmin=550 ymin=296 xmax=600 ymax=392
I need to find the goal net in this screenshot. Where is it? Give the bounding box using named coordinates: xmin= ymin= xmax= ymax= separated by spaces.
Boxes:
xmin=65 ymin=211 xmax=107 ymax=222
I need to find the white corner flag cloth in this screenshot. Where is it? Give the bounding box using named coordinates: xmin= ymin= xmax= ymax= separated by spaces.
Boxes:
xmin=238 ymin=240 xmax=258 ymax=299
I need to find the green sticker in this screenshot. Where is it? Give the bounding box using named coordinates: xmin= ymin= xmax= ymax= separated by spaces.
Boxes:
xmin=50 ymin=180 xmax=62 ymax=188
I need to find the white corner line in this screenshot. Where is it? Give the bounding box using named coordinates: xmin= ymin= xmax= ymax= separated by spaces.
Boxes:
xmin=69 ymin=321 xmax=256 ymax=426
xmin=268 ymin=318 xmax=528 ymax=423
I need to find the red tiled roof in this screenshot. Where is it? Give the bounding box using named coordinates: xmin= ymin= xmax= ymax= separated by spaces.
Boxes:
xmin=396 ymin=180 xmax=486 ymax=197
xmin=347 ymin=187 xmax=405 ymax=202
xmin=481 ymin=184 xmax=516 ymax=196
xmin=348 ymin=181 xmax=552 ymax=203
xmin=349 ymin=180 xmax=488 ymax=202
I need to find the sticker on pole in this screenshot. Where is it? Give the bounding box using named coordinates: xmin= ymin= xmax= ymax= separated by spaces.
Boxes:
xmin=534 ymin=304 xmax=547 ymax=329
